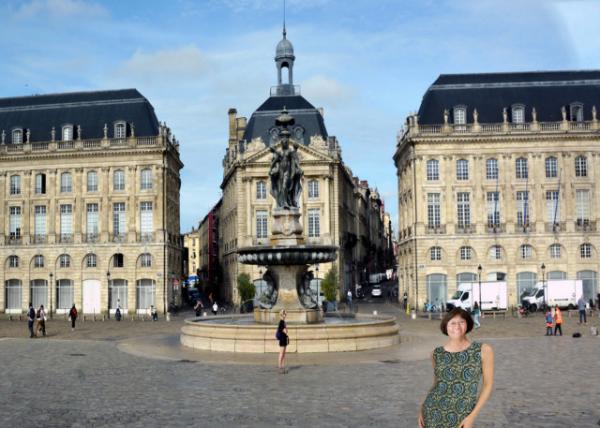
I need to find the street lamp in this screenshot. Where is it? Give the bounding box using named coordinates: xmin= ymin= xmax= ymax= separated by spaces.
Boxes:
xmin=316 ymin=264 xmax=320 ymax=310
xmin=106 ymin=271 xmax=111 ymax=319
xmin=49 ymin=272 xmax=53 ymax=320
xmin=541 ymin=263 xmax=546 ymax=310
xmin=477 ymin=264 xmax=482 ymax=311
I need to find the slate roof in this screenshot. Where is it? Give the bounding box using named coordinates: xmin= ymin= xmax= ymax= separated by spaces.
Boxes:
xmin=242 ymin=93 xmax=328 ymax=149
xmin=418 ymin=70 xmax=600 ymax=124
xmin=0 ymin=89 xmax=159 ymax=143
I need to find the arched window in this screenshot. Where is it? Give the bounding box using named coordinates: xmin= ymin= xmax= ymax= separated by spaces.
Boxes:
xmin=515 ymin=157 xmax=528 ymax=179
xmin=308 ymin=179 xmax=319 ymax=198
xmin=516 ymin=272 xmax=537 ymax=300
xmin=87 ymin=171 xmax=98 ymax=192
xmin=489 ymin=245 xmax=502 ymax=260
xmin=580 ymin=243 xmax=592 ymax=259
xmin=577 ymin=270 xmax=598 ymax=304
xmin=140 ymin=168 xmax=153 ymax=190
xmin=426 ymin=159 xmax=439 ymax=181
xmin=139 ymin=253 xmax=152 ymax=268
xmin=5 ymin=279 xmax=22 ymax=311
xmin=112 ymin=253 xmax=124 ymax=268
xmin=59 ymin=254 xmax=71 ymax=268
xmin=430 ymin=246 xmax=442 ymax=261
xmin=545 ymin=156 xmax=558 ymax=178
xmin=549 ymin=244 xmax=561 ymax=259
xmin=453 ymin=106 xmax=466 ymax=125
xmin=426 ymin=274 xmax=447 ymax=308
xmin=486 ymin=158 xmax=498 ymax=180
xmin=456 ymin=272 xmax=477 ymax=286
xmin=547 ymin=271 xmax=567 ymax=280
xmin=459 ymin=246 xmax=473 ymax=261
xmin=8 ymin=255 xmax=19 ymax=268
xmin=519 ymin=245 xmax=533 ymax=259
xmin=62 ymin=125 xmax=73 ymax=141
xmin=86 ymin=254 xmax=97 ymax=268
xmin=109 ymin=279 xmax=128 ymax=310
xmin=570 ymin=103 xmax=584 ymax=122
xmin=60 ymin=172 xmax=72 ymax=193
xmin=511 ymin=104 xmax=525 ymax=124
xmin=114 ymin=121 xmax=126 ymax=139
xmin=33 ymin=255 xmax=44 ymax=268
xmin=456 ymin=159 xmax=469 ymax=180
xmin=136 ymin=279 xmax=155 ymax=311
xmin=256 ymin=180 xmax=267 ymax=200
xmin=12 ymin=129 xmax=22 ymax=144
xmin=113 ymin=170 xmax=125 ymax=191
xmin=575 ymin=156 xmax=587 ymax=177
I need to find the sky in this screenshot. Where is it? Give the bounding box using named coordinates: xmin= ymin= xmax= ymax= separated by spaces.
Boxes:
xmin=1 ymin=0 xmax=599 ymax=234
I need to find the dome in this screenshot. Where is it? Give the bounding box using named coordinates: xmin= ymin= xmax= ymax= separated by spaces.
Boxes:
xmin=275 ymin=37 xmax=294 ymax=60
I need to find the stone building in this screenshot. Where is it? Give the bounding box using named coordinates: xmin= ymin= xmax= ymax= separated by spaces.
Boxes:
xmin=0 ymin=89 xmax=183 ymax=316
xmin=394 ymin=71 xmax=600 ymax=310
xmin=207 ymin=30 xmax=390 ymax=304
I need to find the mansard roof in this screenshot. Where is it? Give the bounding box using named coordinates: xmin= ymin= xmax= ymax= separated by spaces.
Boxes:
xmin=0 ymin=88 xmax=160 ymax=142
xmin=242 ymin=94 xmax=328 ymax=149
xmin=418 ymin=70 xmax=600 ymax=124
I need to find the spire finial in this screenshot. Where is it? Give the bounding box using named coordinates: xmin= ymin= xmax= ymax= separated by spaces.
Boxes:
xmin=283 ymin=0 xmax=286 ymax=38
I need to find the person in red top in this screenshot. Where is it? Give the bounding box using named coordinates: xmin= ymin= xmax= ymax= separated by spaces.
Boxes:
xmin=69 ymin=304 xmax=78 ymax=331
xmin=553 ymin=305 xmax=563 ymax=336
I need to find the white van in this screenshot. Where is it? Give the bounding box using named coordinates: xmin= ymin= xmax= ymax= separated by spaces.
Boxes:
xmin=446 ymin=281 xmax=508 ymax=311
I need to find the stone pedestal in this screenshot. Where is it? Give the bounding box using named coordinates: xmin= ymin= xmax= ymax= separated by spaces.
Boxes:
xmin=253 ymin=264 xmax=323 ymax=324
xmin=270 ymin=208 xmax=304 ymax=246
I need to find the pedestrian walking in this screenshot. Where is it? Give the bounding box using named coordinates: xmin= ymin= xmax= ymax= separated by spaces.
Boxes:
xmin=472 ymin=301 xmax=481 ymax=329
xmin=150 ymin=305 xmax=158 ymax=321
xmin=276 ymin=309 xmax=289 ymax=374
xmin=347 ymin=289 xmax=353 ymax=312
xmin=545 ymin=308 xmax=553 ymax=336
xmin=577 ymin=296 xmax=587 ymax=324
xmin=115 ymin=299 xmax=122 ymax=321
xmin=553 ymin=305 xmax=562 ymax=336
xmin=69 ymin=304 xmax=78 ymax=331
xmin=194 ymin=299 xmax=203 ymax=317
xmin=403 ymin=292 xmax=408 ymax=309
xmin=212 ymin=301 xmax=218 ymax=315
xmin=27 ymin=303 xmax=36 ymax=338
xmin=37 ymin=305 xmax=47 ymax=337
xmin=418 ymin=308 xmax=494 ymax=428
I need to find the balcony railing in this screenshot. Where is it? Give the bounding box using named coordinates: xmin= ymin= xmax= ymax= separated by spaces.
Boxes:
xmin=545 ymin=222 xmax=566 ymax=233
xmin=8 ymin=235 xmax=22 ymax=245
xmin=111 ymin=233 xmax=127 ymax=243
xmin=59 ymin=234 xmax=73 ymax=243
xmin=33 ymin=235 xmax=47 ymax=244
xmin=575 ymin=219 xmax=597 ymax=232
xmin=486 ymin=223 xmax=506 ymax=233
xmin=139 ymin=233 xmax=154 ymax=242
xmin=84 ymin=233 xmax=99 ymax=243
xmin=455 ymin=225 xmax=474 ymax=234
xmin=425 ymin=225 xmax=446 ymax=234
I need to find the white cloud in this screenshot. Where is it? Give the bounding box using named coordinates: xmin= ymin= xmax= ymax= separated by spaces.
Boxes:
xmin=114 ymin=45 xmax=210 ymax=84
xmin=301 ymin=75 xmax=354 ymax=108
xmin=13 ymin=0 xmax=108 ymax=20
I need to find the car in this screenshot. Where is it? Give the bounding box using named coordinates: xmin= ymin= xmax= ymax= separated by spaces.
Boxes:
xmin=371 ymin=285 xmax=382 ymax=297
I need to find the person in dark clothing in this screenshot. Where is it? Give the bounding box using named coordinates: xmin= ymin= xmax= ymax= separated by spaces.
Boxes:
xmin=69 ymin=304 xmax=78 ymax=331
xmin=276 ymin=309 xmax=289 ymax=374
xmin=28 ymin=303 xmax=36 ymax=338
xmin=37 ymin=305 xmax=46 ymax=337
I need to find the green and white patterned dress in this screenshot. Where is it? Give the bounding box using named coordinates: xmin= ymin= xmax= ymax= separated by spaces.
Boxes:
xmin=422 ymin=342 xmax=482 ymax=428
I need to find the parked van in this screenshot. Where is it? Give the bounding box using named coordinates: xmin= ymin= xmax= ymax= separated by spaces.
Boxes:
xmin=446 ymin=281 xmax=508 ymax=311
xmin=521 ymin=280 xmax=583 ymax=311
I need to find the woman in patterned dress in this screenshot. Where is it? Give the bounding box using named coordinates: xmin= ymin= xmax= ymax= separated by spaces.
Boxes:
xmin=418 ymin=308 xmax=494 ymax=428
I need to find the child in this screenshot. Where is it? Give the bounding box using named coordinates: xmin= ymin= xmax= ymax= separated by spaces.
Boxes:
xmin=553 ymin=305 xmax=563 ymax=336
xmin=545 ymin=308 xmax=553 ymax=336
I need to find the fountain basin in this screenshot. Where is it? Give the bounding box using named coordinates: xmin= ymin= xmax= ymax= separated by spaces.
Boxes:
xmin=180 ymin=314 xmax=399 ymax=353
xmin=237 ymin=244 xmax=337 ymax=265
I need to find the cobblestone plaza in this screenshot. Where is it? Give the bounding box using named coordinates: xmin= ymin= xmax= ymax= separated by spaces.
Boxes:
xmin=1 ymin=305 xmax=599 ymax=427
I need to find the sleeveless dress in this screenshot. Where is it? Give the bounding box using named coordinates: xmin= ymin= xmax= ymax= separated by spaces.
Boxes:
xmin=422 ymin=342 xmax=483 ymax=428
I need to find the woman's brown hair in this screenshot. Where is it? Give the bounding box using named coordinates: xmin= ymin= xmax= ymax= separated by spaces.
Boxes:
xmin=440 ymin=308 xmax=474 ymax=335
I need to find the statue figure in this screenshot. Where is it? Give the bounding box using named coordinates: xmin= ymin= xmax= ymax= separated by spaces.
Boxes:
xmin=258 ymin=271 xmax=278 ymax=309
xmin=268 ymin=128 xmax=303 ymax=209
xmin=298 ymin=271 xmax=317 ymax=309
xmin=502 ymin=108 xmax=508 ymax=123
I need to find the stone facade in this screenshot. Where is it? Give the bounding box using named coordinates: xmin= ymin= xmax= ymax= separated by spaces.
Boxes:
xmin=0 ymin=90 xmax=183 ymax=315
xmin=394 ymin=72 xmax=600 ymax=310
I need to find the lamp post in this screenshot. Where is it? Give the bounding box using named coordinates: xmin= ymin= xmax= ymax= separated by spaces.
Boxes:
xmin=106 ymin=271 xmax=111 ymax=319
xmin=49 ymin=272 xmax=53 ymax=320
xmin=541 ymin=263 xmax=546 ymax=310
xmin=477 ymin=264 xmax=482 ymax=311
xmin=316 ymin=264 xmax=320 ymax=310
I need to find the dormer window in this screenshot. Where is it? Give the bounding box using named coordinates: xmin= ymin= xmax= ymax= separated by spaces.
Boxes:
xmin=114 ymin=121 xmax=126 ymax=139
xmin=511 ymin=105 xmax=525 ymax=124
xmin=453 ymin=106 xmax=466 ymax=125
xmin=62 ymin=125 xmax=73 ymax=141
xmin=570 ymin=103 xmax=584 ymax=122
xmin=12 ymin=129 xmax=22 ymax=144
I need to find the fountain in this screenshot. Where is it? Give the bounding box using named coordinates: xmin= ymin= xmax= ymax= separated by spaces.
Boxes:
xmin=180 ymin=109 xmax=399 ymax=353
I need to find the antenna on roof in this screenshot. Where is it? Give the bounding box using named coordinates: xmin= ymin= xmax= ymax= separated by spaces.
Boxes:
xmin=283 ymin=0 xmax=286 ymax=38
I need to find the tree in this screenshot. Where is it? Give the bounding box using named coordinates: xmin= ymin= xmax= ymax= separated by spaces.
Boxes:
xmin=321 ymin=268 xmax=339 ymax=303
xmin=237 ymin=273 xmax=256 ymax=312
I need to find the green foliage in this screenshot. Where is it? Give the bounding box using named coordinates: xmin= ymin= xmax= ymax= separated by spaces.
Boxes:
xmin=321 ymin=268 xmax=339 ymax=302
xmin=237 ymin=273 xmax=256 ymax=303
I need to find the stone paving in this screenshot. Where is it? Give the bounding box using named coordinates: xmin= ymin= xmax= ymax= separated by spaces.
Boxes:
xmin=1 ymin=304 xmax=599 ymax=427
